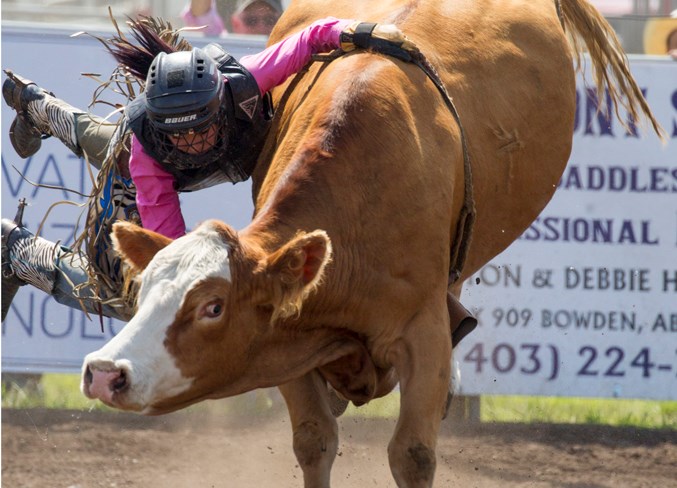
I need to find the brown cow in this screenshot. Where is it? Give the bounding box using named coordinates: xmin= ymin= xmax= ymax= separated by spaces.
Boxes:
xmin=81 ymin=0 xmax=662 ymax=486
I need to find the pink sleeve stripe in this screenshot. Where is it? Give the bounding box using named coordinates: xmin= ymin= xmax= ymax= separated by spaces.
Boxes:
xmin=240 ymin=17 xmax=353 ymax=94
xmin=129 ymin=136 xmax=186 ymax=239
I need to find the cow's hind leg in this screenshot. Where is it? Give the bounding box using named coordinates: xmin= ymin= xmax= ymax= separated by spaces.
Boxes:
xmin=387 ymin=303 xmax=451 ymax=487
xmin=278 ymin=371 xmax=338 ymax=488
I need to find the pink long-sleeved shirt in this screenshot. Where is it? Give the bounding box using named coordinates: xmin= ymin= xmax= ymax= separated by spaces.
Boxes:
xmin=129 ymin=17 xmax=353 ymax=239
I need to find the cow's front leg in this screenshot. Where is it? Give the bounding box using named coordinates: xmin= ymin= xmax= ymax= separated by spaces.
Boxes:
xmin=387 ymin=304 xmax=451 ymax=487
xmin=278 ymin=371 xmax=338 ymax=488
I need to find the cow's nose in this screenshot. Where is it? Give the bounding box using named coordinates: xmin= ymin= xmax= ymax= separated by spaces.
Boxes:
xmin=82 ymin=361 xmax=128 ymax=403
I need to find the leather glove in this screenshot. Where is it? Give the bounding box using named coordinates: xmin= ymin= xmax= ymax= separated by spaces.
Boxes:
xmin=339 ymin=22 xmax=420 ymax=61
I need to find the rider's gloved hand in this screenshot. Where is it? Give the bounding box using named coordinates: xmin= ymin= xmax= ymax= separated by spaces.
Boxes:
xmin=339 ymin=22 xmax=420 ymax=60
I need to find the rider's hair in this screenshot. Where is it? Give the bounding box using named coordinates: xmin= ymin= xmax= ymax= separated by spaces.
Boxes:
xmin=103 ymin=16 xmax=193 ymax=82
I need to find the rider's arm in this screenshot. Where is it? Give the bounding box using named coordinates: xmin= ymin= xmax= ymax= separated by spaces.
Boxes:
xmin=180 ymin=0 xmax=226 ymax=37
xmin=128 ymin=136 xmax=186 ymax=239
xmin=240 ymin=17 xmax=353 ymax=94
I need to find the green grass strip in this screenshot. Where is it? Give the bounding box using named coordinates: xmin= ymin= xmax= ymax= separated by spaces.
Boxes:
xmin=2 ymin=374 xmax=675 ymax=429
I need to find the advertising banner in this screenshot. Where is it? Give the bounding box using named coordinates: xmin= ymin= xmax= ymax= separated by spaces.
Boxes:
xmin=456 ymin=58 xmax=676 ymax=400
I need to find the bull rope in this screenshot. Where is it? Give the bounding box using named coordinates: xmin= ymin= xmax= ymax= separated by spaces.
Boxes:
xmin=312 ymin=48 xmax=475 ymax=286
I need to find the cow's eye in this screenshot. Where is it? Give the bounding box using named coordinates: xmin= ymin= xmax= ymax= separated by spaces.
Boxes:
xmin=201 ymin=301 xmax=223 ymax=319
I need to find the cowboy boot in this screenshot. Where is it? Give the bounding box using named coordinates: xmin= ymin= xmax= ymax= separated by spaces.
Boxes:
xmin=1 ymin=202 xmax=59 ymax=322
xmin=2 ymin=70 xmax=83 ymax=158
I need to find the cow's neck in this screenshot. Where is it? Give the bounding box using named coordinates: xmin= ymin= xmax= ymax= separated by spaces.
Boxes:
xmin=241 ymin=58 xmax=410 ymax=333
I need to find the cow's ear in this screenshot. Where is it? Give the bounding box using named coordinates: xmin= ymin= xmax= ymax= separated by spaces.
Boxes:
xmin=111 ymin=221 xmax=173 ymax=272
xmin=260 ymin=230 xmax=332 ymax=323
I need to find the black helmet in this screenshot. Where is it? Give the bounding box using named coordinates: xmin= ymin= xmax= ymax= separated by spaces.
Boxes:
xmin=143 ymin=48 xmax=230 ymax=170
xmin=146 ymin=48 xmax=223 ymax=132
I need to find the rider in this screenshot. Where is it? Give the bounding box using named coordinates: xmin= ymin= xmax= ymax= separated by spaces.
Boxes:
xmin=2 ymin=17 xmax=418 ymax=321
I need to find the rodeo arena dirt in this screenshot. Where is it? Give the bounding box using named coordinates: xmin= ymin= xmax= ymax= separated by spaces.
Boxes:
xmin=2 ymin=399 xmax=676 ymax=488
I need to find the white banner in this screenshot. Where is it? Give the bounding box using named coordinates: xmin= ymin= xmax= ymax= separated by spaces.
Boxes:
xmin=457 ymin=58 xmax=677 ymax=400
xmin=2 ymin=25 xmax=676 ymax=400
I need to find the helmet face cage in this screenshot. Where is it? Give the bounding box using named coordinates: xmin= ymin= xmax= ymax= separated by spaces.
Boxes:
xmin=146 ymin=107 xmax=230 ymax=171
xmin=144 ymin=48 xmax=231 ymax=169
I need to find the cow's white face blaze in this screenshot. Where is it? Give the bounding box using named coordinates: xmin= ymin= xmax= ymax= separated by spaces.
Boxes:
xmin=81 ymin=221 xmax=233 ymax=414
xmin=81 ymin=220 xmax=333 ymax=414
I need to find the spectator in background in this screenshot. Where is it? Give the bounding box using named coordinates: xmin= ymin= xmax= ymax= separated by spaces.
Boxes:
xmin=232 ymin=0 xmax=282 ymax=35
xmin=668 ymin=10 xmax=677 ymax=60
xmin=669 ymin=30 xmax=677 ymax=60
xmin=181 ymin=0 xmax=282 ymax=36
xmin=643 ymin=11 xmax=677 ymax=60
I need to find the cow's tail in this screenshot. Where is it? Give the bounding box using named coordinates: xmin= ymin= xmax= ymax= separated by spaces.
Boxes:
xmin=560 ymin=0 xmax=664 ymax=139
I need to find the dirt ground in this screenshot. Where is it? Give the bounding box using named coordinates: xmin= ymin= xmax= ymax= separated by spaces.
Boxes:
xmin=2 ymin=400 xmax=676 ymax=488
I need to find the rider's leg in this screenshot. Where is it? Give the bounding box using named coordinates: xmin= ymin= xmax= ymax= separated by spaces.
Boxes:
xmin=2 ymin=71 xmax=118 ymax=169
xmin=73 ymin=113 xmax=121 ymax=169
xmin=52 ymin=245 xmax=131 ymax=322
xmin=2 ymin=218 xmax=130 ymax=323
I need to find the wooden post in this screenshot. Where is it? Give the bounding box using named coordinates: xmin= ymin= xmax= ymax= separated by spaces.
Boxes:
xmin=447 ymin=394 xmax=481 ymax=423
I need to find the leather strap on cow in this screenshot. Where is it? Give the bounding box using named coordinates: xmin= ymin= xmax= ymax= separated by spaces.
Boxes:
xmin=313 ymin=40 xmax=475 ymax=286
xmin=401 ymin=53 xmax=478 ymax=344
xmin=312 ymin=35 xmax=478 ymax=344
xmin=339 ymin=22 xmax=421 ymax=62
xmin=408 ymin=54 xmax=475 ymax=286
xmin=352 ymin=22 xmax=377 ymax=49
